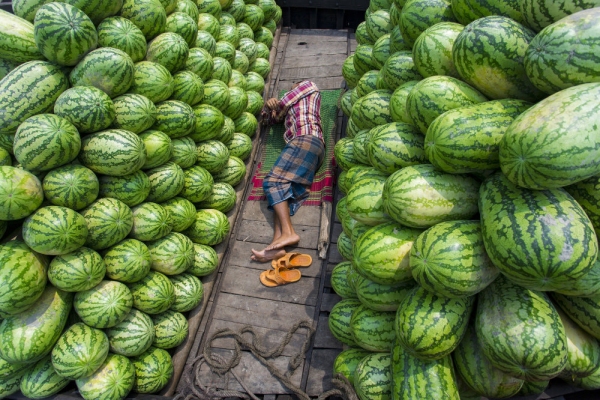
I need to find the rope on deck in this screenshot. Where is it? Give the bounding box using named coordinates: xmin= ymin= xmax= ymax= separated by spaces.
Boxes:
xmin=174 ymin=320 xmax=359 ymax=400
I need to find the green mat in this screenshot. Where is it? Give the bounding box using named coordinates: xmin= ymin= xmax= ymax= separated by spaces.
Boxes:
xmin=248 ymin=88 xmax=342 ymax=205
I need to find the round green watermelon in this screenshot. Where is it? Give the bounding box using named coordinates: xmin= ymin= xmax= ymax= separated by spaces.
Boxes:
xmin=48 ymin=246 xmax=105 ymax=292
xmin=111 ymin=93 xmax=157 ymax=134
xmin=97 ymin=17 xmax=148 ymax=63
xmin=197 ymin=13 xmax=220 ymax=38
xmin=103 ymin=238 xmax=152 ymax=283
xmin=128 ymin=271 xmax=175 ymax=314
xmin=131 ymin=347 xmax=173 ymax=394
xmin=185 ymin=47 xmax=214 ymax=82
xmin=183 ymin=208 xmax=230 ymax=246
xmin=146 ymin=232 xmax=194 ymax=275
xmin=165 ymin=12 xmax=198 ymax=48
xmin=79 ymin=129 xmax=146 ymax=177
xmin=196 ymin=140 xmax=230 ymax=174
xmin=189 ymin=243 xmax=218 ymax=276
xmin=139 ymin=130 xmax=173 ymax=170
xmin=171 ymin=70 xmax=205 ymax=106
xmin=195 ymin=30 xmax=217 ymax=55
xmin=51 ymin=322 xmax=109 ymax=379
xmin=145 ymin=32 xmax=189 ymax=74
xmin=119 ymin=0 xmax=167 ymax=41
xmin=98 ymin=170 xmax=151 ymax=208
xmin=74 ymin=280 xmax=133 ymax=329
xmin=81 ymin=198 xmax=134 ymax=250
xmin=180 ymin=165 xmax=214 ymax=203
xmin=152 ymin=100 xmax=196 ymax=139
xmin=145 ymin=161 xmax=185 ymax=203
xmin=75 ymin=353 xmax=135 ymax=400
xmin=169 ymin=273 xmax=204 ymax=313
xmin=129 ymin=61 xmax=175 ymax=103
xmin=151 ymin=310 xmax=189 ymax=349
xmin=211 ymin=57 xmax=233 ymax=85
xmin=23 ymin=206 xmax=88 ymax=255
xmin=170 ymin=136 xmax=198 ymax=169
xmin=160 ymin=196 xmax=196 ymax=232
xmin=211 ymin=156 xmax=246 ymax=187
xmin=54 ymin=86 xmax=115 ymax=134
xmin=130 ymin=202 xmax=172 ymax=241
xmin=196 ymin=182 xmax=236 ymax=213
xmin=227 ymin=132 xmax=253 ymax=160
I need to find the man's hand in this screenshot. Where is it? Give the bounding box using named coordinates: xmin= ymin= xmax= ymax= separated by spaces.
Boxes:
xmin=266 ymin=98 xmax=279 ymax=110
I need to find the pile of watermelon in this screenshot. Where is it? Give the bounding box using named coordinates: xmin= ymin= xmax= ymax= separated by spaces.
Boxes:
xmin=331 ymin=0 xmax=600 ymax=398
xmin=0 ymin=0 xmax=279 ymax=398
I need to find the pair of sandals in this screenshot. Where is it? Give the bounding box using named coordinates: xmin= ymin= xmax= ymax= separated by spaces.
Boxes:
xmin=259 ymin=252 xmax=313 ymax=287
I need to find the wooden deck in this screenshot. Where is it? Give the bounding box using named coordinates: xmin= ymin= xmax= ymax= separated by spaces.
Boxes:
xmin=172 ymin=28 xmax=354 ymax=397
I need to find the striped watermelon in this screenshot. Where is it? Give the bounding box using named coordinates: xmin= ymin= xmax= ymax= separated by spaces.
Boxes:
xmin=354 ymin=353 xmax=391 ymax=400
xmin=352 ymin=45 xmax=377 ymax=75
xmin=245 ymin=71 xmax=265 ymax=94
xmin=0 ymin=166 xmax=43 ymax=220
xmin=139 ymin=130 xmax=173 ymax=170
xmin=226 ymin=0 xmax=246 ymax=21
xmin=19 ymin=356 xmax=70 ymax=400
xmin=389 ymin=2 xmax=401 ymax=26
xmin=13 ymin=114 xmax=81 ymax=172
xmin=246 ymin=90 xmax=264 ymax=115
xmin=172 ymin=71 xmax=205 ymax=106
xmin=152 ymin=310 xmax=189 ymax=349
xmin=0 ymin=148 xmax=10 ymax=167
xmin=520 ymin=0 xmax=600 ymax=32
xmin=189 ymin=243 xmax=219 ymax=278
xmin=145 ymin=161 xmax=185 ymax=203
xmin=499 ymin=82 xmax=600 ymax=190
xmin=81 ymin=197 xmax=134 ymax=250
xmin=196 ymin=140 xmax=230 ymax=174
xmin=376 ymin=72 xmax=391 ymax=91
xmin=229 ymin=69 xmax=248 ymax=89
xmin=342 ymin=55 xmax=361 ymax=89
xmin=0 ymin=9 xmax=44 ymax=63
xmin=166 ymin=12 xmax=198 ymax=47
xmin=334 ymin=138 xmax=365 ymax=172
xmin=425 ymin=99 xmax=532 ymax=174
xmin=340 ymin=90 xmax=353 ymax=117
xmin=159 ymin=0 xmax=177 ymax=13
xmin=51 ymin=322 xmax=109 ymax=379
xmin=556 ymin=306 xmax=600 ymax=379
xmin=355 ymin=70 xmax=380 ymax=98
xmin=367 ymin=122 xmax=425 ymax=174
xmin=328 ymin=298 xmax=361 ymax=346
xmin=23 ymin=206 xmax=88 ymax=255
xmin=219 ymin=24 xmax=240 ymax=48
xmin=147 ymin=232 xmax=195 ymax=275
xmin=111 ymin=94 xmax=156 ymax=134
xmin=146 ymin=32 xmax=189 ymax=74
xmin=74 ymin=280 xmax=133 ymax=329
xmin=566 ymin=175 xmax=600 ymax=238
xmin=366 ymin=9 xmax=392 ymax=40
xmin=197 ymin=182 xmax=236 ymax=213
xmin=97 ymin=16 xmax=147 ymax=63
xmin=79 ymin=129 xmax=146 ymax=176
xmin=333 ymin=349 xmax=370 ymax=386
xmin=130 ymin=202 xmax=172 ymax=241
xmin=380 ymin=51 xmax=422 ymax=90
xmin=160 ymin=196 xmax=197 ymax=232
xmin=105 ymin=308 xmax=155 ymax=357
xmin=171 ymin=137 xmax=199 ymax=169
xmin=223 ymin=86 xmax=248 ymax=120
xmin=169 ymin=273 xmax=204 ymax=312
xmin=389 ymin=25 xmax=410 ymax=53
xmin=551 ymin=293 xmax=600 ymax=340
xmin=331 ymin=261 xmax=358 ymax=299
xmin=353 ymin=222 xmax=422 ymax=285
xmin=0 ymin=286 xmax=72 ymax=364
xmin=184 ymin=208 xmax=230 ymax=245
xmin=69 ymin=48 xmax=135 ymax=98
xmin=33 ymin=3 xmax=96 ymax=67
xmin=238 ymin=38 xmax=257 ymax=64
xmin=131 ymin=346 xmax=173 ymax=394
xmin=43 ymin=164 xmax=98 ymax=210
xmin=197 ymin=13 xmax=220 ymax=38
xmin=234 ymin=112 xmax=258 ymax=137
xmin=355 ymin=21 xmax=375 ymax=45
xmin=153 ymin=100 xmax=196 ymax=139
xmin=220 ymin=12 xmax=236 ymax=25
xmin=355 ymin=275 xmax=417 ymax=312
xmin=129 ymin=61 xmax=174 ymax=103
xmin=396 ymin=286 xmax=474 ymax=360
xmin=0 ymin=61 xmax=68 ymax=136
xmin=119 ymin=0 xmax=166 ymax=41
xmin=75 ymin=353 xmax=135 ymax=400
xmin=412 ymin=22 xmax=463 ymax=79
xmin=48 ymin=246 xmax=105 ymax=292
xmin=214 ymin=41 xmax=236 ymax=65
xmin=203 ymin=78 xmax=231 ymax=111
xmin=98 ymin=170 xmax=151 ymax=207
xmin=479 ymin=172 xmax=597 ymax=292
xmin=237 ymin=22 xmax=255 ymax=40
xmin=128 ymin=270 xmax=175 ymax=314
xmin=197 ymin=0 xmax=221 ymax=16
xmin=180 ymin=165 xmax=214 ymax=203
xmin=391 ymin=340 xmax=460 ymax=399
xmin=555 ymin=258 xmax=600 ymax=298
xmin=258 ymin=0 xmax=276 ymax=20
xmin=54 ymin=86 xmax=116 ymax=134
xmin=382 ymin=164 xmax=480 ymax=228
xmin=103 ymin=239 xmax=151 ymax=283
xmin=452 ymin=16 xmax=544 ymax=102
xmin=254 ymin=27 xmax=273 ymax=49
xmin=410 ymin=220 xmax=499 ymax=298
xmin=242 ymin=4 xmax=264 ymax=31
xmin=190 ymin=104 xmax=224 ymax=142
xmin=453 ymin=325 xmax=524 ymax=398
xmin=350 ymin=304 xmax=396 ymax=352
xmin=476 ymin=275 xmax=567 ymax=381
xmin=351 ymin=221 xmax=372 ymax=246
xmin=450 ymin=0 xmax=525 ymax=26
xmin=372 ymin=34 xmax=391 ymax=70
xmin=0 ymin=240 xmax=48 ymax=316
xmin=346 ymin=177 xmax=390 ymax=226
xmin=518 ymin=380 xmax=550 ymax=396
xmin=212 ymin=155 xmax=246 ymax=186
xmin=399 ymin=0 xmax=457 ymax=47
xmin=406 ymin=75 xmax=488 ymax=135
xmin=217 ymin=115 xmax=235 ymax=145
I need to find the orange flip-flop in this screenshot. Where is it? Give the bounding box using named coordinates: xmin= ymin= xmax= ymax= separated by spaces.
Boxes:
xmin=271 ymin=252 xmax=313 ymax=269
xmin=260 ymin=266 xmax=301 ymax=287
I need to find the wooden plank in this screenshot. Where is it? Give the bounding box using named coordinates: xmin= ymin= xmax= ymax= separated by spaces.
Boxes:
xmin=278 ymin=77 xmax=344 ymax=91
xmin=331 ymin=223 xmax=343 ymax=244
xmin=228 ymin=240 xmax=322 ymax=278
xmin=291 ymin=29 xmax=349 ymax=36
xmin=196 ymin=348 xmax=304 ymax=394
xmin=206 ymin=319 xmax=310 ymax=357
xmin=321 ymin=292 xmax=342 ymax=312
xmin=306 ymin=349 xmax=339 ymax=396
xmin=281 ymin=54 xmax=348 ymax=68
xmin=278 ymin=0 xmax=369 ymax=10
xmin=220 ymin=265 xmax=320 ymax=306
xmin=283 ymin=41 xmax=348 ymax=57
xmin=328 ymin=245 xmax=344 ymax=265
xmin=236 ymin=220 xmax=320 ymax=249
xmin=242 ymin=201 xmax=322 ymax=227
xmin=280 ymin=65 xmax=345 ymax=80
xmin=313 ymin=315 xmax=343 ymax=349
xmin=288 ymin=34 xmax=348 ymax=43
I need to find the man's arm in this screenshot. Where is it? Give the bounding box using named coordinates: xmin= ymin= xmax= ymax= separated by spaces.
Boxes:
xmin=261 ymin=97 xmax=286 ymax=125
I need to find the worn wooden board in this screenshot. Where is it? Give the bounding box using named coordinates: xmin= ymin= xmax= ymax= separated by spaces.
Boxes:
xmin=280 ymin=65 xmax=346 ymax=80
xmin=220 ymin=265 xmax=320 ymax=306
xmin=282 ymin=54 xmax=348 ymax=68
xmin=195 ymin=348 xmax=304 ymax=393
xmin=328 ymin=246 xmax=344 ymax=265
xmin=284 ymin=41 xmax=348 ymax=57
xmin=228 ymin=241 xmax=322 ymax=278
xmin=305 ymin=349 xmax=339 ymax=397
xmin=320 ymin=292 xmax=342 ymax=312
xmin=313 ymin=315 xmax=344 ymax=349
xmin=288 ymin=33 xmax=348 ymax=43
xmin=331 ymin=223 xmax=343 ymax=244
xmin=242 ymin=201 xmax=322 ymax=226
xmin=291 ymin=29 xmax=349 ymax=36
xmin=236 ymin=220 xmax=320 ymax=249
xmin=278 ymin=77 xmax=344 ymax=90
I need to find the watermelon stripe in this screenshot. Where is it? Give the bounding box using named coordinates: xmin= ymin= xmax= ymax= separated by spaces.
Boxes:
xmin=0 ymin=9 xmax=44 ymax=63
xmin=74 ymin=281 xmax=133 ymax=329
xmin=23 ymin=206 xmax=88 ymax=255
xmin=105 ymin=309 xmax=155 ymax=357
xmin=51 ymin=322 xmax=109 ymax=379
xmin=128 ymin=271 xmax=175 ymax=314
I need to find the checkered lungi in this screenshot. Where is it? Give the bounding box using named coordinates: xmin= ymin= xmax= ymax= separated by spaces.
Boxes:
xmin=263 ymin=135 xmax=325 ymax=216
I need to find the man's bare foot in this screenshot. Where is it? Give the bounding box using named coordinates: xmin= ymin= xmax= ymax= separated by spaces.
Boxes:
xmin=251 ymin=248 xmax=286 ymax=263
xmin=264 ymin=233 xmax=300 ymax=251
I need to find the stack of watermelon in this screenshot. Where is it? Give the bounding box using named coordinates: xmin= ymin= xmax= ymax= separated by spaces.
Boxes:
xmin=0 ymin=0 xmax=279 ymax=398
xmin=332 ymin=0 xmax=600 ymax=398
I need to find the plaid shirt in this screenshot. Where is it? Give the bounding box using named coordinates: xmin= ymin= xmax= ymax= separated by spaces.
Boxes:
xmin=261 ymin=80 xmax=324 ymax=144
